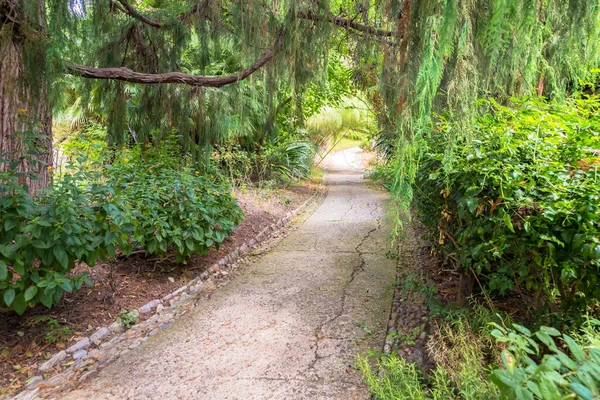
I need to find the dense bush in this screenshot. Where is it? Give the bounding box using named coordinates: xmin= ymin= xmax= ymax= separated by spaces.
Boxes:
xmin=360 ymin=317 xmax=499 ymax=399
xmin=361 ymin=313 xmax=600 ymax=400
xmin=217 ymin=138 xmax=315 ymax=184
xmin=0 ymin=163 xmax=126 ymax=314
xmin=0 ymin=146 xmax=242 ymax=314
xmin=107 ymin=148 xmax=243 ymax=261
xmin=415 ymin=96 xmax=600 ymax=311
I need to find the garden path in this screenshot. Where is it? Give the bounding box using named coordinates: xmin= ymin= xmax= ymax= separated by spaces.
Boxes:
xmin=63 ymin=147 xmax=396 ymax=399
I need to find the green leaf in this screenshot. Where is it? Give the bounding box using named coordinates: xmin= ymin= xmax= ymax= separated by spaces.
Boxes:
xmin=563 ymin=334 xmax=586 ymax=363
xmin=515 ymin=386 xmax=534 ymax=400
xmin=39 ymin=292 xmax=53 ymax=308
xmin=0 ymin=261 xmax=7 ymax=281
xmin=538 ymin=376 xmax=561 ymax=400
xmin=11 ymin=294 xmax=26 ymax=315
xmin=540 ymin=326 xmax=561 ymax=336
xmin=3 ymin=288 xmax=15 ymax=306
xmin=185 ymin=238 xmax=195 ymax=251
xmin=59 ymin=280 xmax=73 ymax=293
xmin=31 ymin=240 xmax=51 ymax=249
xmin=53 ymin=246 xmax=69 ymax=269
xmin=4 ymin=218 xmax=18 ymax=231
xmin=490 ymin=369 xmax=516 ymax=391
xmin=526 ymin=381 xmax=542 ymax=398
xmin=570 ymin=383 xmax=594 ymax=400
xmin=503 ymin=212 xmax=515 ymax=232
xmin=24 ymin=286 xmax=38 ymax=301
xmin=512 ymin=323 xmax=531 ymax=336
xmin=106 ymin=243 xmax=115 ymax=257
xmin=536 ymin=331 xmax=558 ymax=352
xmin=37 ymin=280 xmax=49 ymax=288
xmin=555 ymin=350 xmax=577 ymax=371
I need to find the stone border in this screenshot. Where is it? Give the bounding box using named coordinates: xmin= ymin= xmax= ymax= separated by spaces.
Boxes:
xmin=381 ymin=223 xmax=430 ymax=369
xmin=10 ymin=184 xmax=327 ymax=400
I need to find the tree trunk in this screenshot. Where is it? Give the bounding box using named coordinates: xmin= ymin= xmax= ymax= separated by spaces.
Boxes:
xmin=0 ymin=0 xmax=52 ymax=193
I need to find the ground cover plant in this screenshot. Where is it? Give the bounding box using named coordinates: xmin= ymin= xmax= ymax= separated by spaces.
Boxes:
xmin=361 ymin=311 xmax=600 ymax=399
xmin=2 ymin=0 xmax=600 ymax=397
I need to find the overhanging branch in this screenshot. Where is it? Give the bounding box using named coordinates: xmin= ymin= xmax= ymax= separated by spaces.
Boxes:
xmin=110 ymin=1 xmax=396 ymax=40
xmin=114 ymin=0 xmax=162 ymax=27
xmin=297 ymin=10 xmax=397 ymax=38
xmin=67 ymin=28 xmax=285 ymax=87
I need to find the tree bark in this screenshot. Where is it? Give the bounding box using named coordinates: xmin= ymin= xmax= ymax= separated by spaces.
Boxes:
xmin=0 ymin=0 xmax=52 ymax=193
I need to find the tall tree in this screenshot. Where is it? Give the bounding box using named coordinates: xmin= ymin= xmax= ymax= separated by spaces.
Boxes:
xmin=0 ymin=0 xmax=52 ymax=192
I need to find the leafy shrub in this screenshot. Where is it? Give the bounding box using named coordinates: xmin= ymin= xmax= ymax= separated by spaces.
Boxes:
xmin=362 ymin=315 xmax=600 ymax=400
xmin=258 ymin=140 xmax=315 ymax=180
xmin=107 ymin=148 xmax=243 ymax=261
xmin=0 ymin=161 xmax=127 ymax=314
xmin=359 ymin=353 xmax=434 ymax=400
xmin=29 ymin=316 xmax=73 ymax=344
xmin=217 ymin=138 xmax=315 ymax=184
xmin=415 ymin=96 xmax=600 ymax=311
xmin=1 ymin=143 xmax=242 ymax=314
xmin=490 ymin=317 xmax=600 ymax=399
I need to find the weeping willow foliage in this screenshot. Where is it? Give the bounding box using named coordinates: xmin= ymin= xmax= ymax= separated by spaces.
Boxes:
xmin=35 ymin=0 xmax=599 ymax=190
xmin=357 ymin=0 xmax=600 ymax=221
xmin=44 ymin=0 xmax=336 ymax=161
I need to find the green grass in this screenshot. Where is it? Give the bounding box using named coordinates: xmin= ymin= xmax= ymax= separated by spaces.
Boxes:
xmin=329 ymin=137 xmax=364 ymax=152
xmin=360 ymin=316 xmax=500 ymax=400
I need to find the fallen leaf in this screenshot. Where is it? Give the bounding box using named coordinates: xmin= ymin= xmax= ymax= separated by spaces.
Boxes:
xmin=168 ymin=277 xmax=175 ymax=283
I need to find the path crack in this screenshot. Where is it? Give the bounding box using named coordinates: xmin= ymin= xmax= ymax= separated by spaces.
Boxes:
xmin=302 ymin=203 xmax=383 ymax=379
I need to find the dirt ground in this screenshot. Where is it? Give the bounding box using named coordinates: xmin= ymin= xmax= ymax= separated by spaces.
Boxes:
xmin=0 ymin=181 xmax=317 ymax=395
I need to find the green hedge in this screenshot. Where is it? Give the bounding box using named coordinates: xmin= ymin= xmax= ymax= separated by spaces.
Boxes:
xmin=415 ymin=96 xmax=600 ymax=311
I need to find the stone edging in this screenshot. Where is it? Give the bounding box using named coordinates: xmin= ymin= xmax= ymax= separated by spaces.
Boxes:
xmin=10 ymin=184 xmax=327 ymax=400
xmin=381 ymin=223 xmax=430 ymax=369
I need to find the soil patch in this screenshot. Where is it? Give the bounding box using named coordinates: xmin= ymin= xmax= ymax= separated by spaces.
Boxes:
xmin=0 ymin=181 xmax=317 ymax=395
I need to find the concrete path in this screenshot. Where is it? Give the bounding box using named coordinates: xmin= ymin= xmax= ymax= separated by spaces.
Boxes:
xmin=64 ymin=147 xmax=396 ymax=399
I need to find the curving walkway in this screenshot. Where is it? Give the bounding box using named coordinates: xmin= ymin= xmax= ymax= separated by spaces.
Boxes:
xmin=63 ymin=147 xmax=396 ymax=399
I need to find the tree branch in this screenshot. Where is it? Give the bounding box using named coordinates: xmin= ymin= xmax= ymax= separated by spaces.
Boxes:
xmin=67 ymin=28 xmax=285 ymax=87
xmin=110 ymin=1 xmax=396 ymax=40
xmin=297 ymin=10 xmax=397 ymax=38
xmin=114 ymin=0 xmax=162 ymax=27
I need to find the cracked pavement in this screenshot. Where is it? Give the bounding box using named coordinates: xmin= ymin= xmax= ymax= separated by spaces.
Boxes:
xmin=62 ymin=147 xmax=396 ymax=399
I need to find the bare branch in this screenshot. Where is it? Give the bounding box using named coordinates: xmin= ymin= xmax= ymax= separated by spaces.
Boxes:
xmin=297 ymin=10 xmax=397 ymax=38
xmin=113 ymin=0 xmax=162 ymax=27
xmin=109 ymin=1 xmax=396 ymax=40
xmin=67 ymin=28 xmax=285 ymax=87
